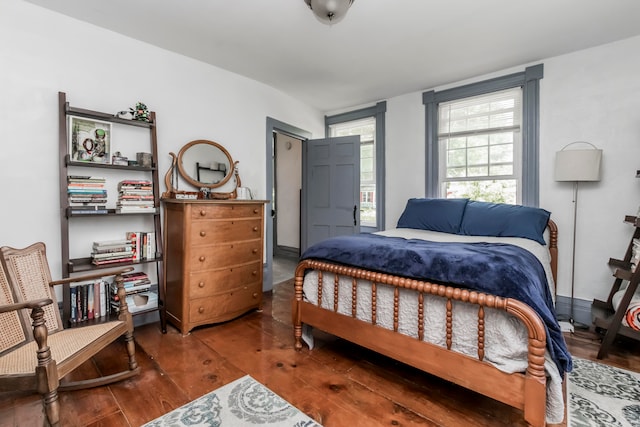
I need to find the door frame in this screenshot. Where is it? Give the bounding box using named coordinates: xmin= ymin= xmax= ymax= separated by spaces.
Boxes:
xmin=264 ymin=117 xmax=311 ymax=291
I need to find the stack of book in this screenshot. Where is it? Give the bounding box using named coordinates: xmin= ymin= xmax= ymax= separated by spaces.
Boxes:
xmin=67 ymin=176 xmax=108 ymax=214
xmin=91 ymin=239 xmax=134 ymax=265
xmin=126 ymin=231 xmax=156 ymax=261
xmin=111 ymin=272 xmax=157 ymax=314
xmin=119 ymin=271 xmax=152 ymax=293
xmin=69 ymin=280 xmax=109 ymax=323
xmin=116 ymin=180 xmax=156 ymax=214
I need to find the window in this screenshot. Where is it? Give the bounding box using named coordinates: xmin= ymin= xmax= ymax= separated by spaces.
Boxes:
xmin=423 ymin=64 xmax=543 ymax=207
xmin=326 ymin=101 xmax=386 ymax=231
xmin=439 ymin=88 xmax=522 ymax=204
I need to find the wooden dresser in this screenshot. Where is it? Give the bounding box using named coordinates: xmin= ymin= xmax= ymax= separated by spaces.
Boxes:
xmin=162 ymin=199 xmax=266 ymax=335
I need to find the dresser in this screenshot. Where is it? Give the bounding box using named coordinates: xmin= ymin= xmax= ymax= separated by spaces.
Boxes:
xmin=162 ymin=199 xmax=266 ymax=335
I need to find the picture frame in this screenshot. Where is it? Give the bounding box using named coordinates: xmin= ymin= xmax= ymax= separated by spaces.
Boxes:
xmin=68 ymin=116 xmax=112 ymax=164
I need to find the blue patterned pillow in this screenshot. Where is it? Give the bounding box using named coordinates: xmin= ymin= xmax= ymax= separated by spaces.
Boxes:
xmin=397 ymin=198 xmax=469 ymax=234
xmin=459 ymin=201 xmax=550 ymax=244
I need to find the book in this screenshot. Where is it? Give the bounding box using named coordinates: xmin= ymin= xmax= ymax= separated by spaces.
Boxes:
xmin=71 ymin=209 xmax=109 ymax=215
xmin=92 ymin=250 xmax=135 ymax=260
xmin=92 ymin=257 xmax=134 ymax=266
xmin=93 ymin=239 xmax=132 ymax=248
xmin=70 ymin=205 xmax=107 ymax=211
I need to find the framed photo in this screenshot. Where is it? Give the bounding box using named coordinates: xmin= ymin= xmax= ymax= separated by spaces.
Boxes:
xmin=68 ymin=116 xmax=112 ymax=164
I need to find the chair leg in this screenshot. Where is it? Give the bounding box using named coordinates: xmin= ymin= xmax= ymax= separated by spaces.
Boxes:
xmin=31 ymin=307 xmax=60 ymax=426
xmin=42 ymin=390 xmax=60 ymax=427
xmin=124 ymin=330 xmax=138 ymax=371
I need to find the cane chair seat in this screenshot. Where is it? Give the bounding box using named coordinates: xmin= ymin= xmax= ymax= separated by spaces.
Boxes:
xmin=0 ymin=321 xmax=125 ymax=375
xmin=0 ymin=242 xmax=140 ymax=427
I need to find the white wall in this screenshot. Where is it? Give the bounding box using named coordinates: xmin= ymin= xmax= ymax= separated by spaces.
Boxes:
xmin=0 ymin=0 xmax=325 ymax=281
xmin=382 ymin=35 xmax=640 ymax=303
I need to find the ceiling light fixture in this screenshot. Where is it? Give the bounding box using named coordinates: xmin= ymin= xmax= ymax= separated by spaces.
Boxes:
xmin=304 ymin=0 xmax=355 ymax=25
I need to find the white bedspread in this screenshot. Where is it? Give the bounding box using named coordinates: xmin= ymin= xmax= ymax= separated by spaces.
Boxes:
xmin=301 ymin=228 xmax=564 ymax=423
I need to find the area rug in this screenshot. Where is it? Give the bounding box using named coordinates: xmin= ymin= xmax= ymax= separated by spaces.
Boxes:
xmin=143 ymin=375 xmax=322 ymax=427
xmin=567 ymin=357 xmax=640 ymax=427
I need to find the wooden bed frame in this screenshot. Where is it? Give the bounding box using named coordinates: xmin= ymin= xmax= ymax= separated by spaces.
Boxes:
xmin=293 ymin=220 xmax=558 ymax=427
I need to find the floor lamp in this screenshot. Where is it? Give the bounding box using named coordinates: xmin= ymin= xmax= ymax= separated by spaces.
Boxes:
xmin=554 ymin=142 xmax=602 ymax=333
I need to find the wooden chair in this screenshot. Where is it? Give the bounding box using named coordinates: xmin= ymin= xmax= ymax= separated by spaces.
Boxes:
xmin=0 ymin=242 xmax=140 ymax=426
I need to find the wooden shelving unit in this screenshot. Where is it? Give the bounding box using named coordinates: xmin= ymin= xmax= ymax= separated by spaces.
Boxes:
xmin=591 ymin=215 xmax=640 ymax=358
xmin=57 ymin=91 xmax=165 ymax=331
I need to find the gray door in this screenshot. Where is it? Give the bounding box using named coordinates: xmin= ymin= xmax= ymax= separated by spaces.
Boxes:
xmin=301 ymin=136 xmax=360 ymax=252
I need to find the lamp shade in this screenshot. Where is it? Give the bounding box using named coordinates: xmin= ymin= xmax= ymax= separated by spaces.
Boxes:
xmin=554 ymin=148 xmax=602 ymax=182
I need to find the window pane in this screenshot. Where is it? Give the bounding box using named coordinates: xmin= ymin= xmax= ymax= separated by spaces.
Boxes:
xmin=444 ymin=180 xmax=517 ymax=204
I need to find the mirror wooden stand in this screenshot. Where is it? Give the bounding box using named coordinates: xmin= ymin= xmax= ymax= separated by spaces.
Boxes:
xmin=162 ymin=139 xmax=241 ymax=199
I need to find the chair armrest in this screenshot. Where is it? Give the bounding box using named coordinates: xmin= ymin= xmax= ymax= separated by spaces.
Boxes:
xmin=0 ymin=298 xmax=53 ymax=314
xmin=49 ymin=267 xmax=135 ymax=287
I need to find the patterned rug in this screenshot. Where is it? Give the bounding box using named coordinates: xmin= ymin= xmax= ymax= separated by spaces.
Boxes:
xmin=567 ymin=357 xmax=640 ymax=427
xmin=143 ymin=375 xmax=322 ymax=427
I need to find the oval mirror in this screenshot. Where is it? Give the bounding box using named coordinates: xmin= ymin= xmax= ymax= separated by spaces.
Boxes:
xmin=176 ymin=140 xmax=234 ymax=189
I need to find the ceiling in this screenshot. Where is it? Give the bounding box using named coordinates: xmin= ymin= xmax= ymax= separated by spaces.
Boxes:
xmin=25 ymin=0 xmax=640 ymax=112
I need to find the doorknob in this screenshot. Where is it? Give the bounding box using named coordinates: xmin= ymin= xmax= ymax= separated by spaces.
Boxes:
xmin=353 ymin=205 xmax=357 ymax=226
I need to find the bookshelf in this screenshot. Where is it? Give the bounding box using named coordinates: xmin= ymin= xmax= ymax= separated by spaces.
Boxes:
xmin=57 ymin=91 xmax=165 ymax=331
xmin=591 ymin=214 xmax=640 ymax=358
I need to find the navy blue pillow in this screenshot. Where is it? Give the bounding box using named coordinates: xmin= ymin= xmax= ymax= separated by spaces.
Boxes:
xmin=397 ymin=198 xmax=469 ymax=234
xmin=459 ymin=201 xmax=550 ymax=245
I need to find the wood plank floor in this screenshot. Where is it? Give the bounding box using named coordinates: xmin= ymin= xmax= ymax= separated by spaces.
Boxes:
xmin=1 ymin=281 xmax=639 ymax=427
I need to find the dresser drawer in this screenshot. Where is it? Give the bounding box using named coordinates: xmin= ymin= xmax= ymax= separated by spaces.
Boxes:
xmin=189 ymin=240 xmax=262 ymax=271
xmin=189 ymin=262 xmax=261 ymax=298
xmin=191 ymin=204 xmax=262 ymax=220
xmin=189 ymin=284 xmax=262 ymax=323
xmin=190 ymin=218 xmax=262 ymax=245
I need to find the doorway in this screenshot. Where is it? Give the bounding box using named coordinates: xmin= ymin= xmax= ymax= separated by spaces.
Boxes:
xmin=273 ymin=132 xmax=302 ymax=284
xmin=264 ymin=117 xmax=311 ymax=291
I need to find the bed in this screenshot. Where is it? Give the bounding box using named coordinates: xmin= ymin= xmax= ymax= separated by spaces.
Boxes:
xmin=292 ymin=199 xmax=572 ymax=427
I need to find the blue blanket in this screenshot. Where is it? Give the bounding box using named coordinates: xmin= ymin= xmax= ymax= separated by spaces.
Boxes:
xmin=301 ymin=233 xmax=572 ymax=377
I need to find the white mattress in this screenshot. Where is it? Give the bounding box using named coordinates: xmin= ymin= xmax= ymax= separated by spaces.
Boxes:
xmin=301 ymin=228 xmax=563 ymax=423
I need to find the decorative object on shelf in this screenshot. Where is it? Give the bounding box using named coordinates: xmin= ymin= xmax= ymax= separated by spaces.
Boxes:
xmin=112 ymin=151 xmax=129 ymax=166
xmin=131 ymin=102 xmax=150 ymax=122
xmin=554 ymin=141 xmax=603 ymax=332
xmin=162 ymin=139 xmax=241 ymax=200
xmin=68 ymin=115 xmax=112 ymax=163
xmin=136 ymin=152 xmax=153 ymax=168
xmin=304 ymin=0 xmax=355 ymax=24
xmin=116 ymin=110 xmax=133 ymax=120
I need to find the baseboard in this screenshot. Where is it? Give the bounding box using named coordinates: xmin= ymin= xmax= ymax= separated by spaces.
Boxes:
xmin=555 ymin=296 xmax=592 ymax=328
xmin=274 ymin=245 xmax=299 ymax=260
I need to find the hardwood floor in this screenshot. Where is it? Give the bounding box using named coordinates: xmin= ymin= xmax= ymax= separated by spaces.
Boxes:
xmin=1 ymin=281 xmax=639 ymax=427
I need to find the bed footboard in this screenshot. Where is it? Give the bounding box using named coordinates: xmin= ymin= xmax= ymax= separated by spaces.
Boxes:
xmin=293 ymin=259 xmax=548 ymax=427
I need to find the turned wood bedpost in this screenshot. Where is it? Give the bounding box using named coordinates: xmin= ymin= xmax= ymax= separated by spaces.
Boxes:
xmin=507 ymin=300 xmax=547 ymax=427
xmin=293 ymin=262 xmax=307 ymax=351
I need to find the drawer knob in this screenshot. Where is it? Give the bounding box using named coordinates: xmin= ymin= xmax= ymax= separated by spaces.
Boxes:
xmin=199 ymin=256 xmax=206 ymax=262
xmin=253 ymin=209 xmax=258 ymax=214
xmin=252 ymin=270 xmax=257 ymax=276
xmin=253 ymin=226 xmax=258 ymax=232
xmin=252 ymin=293 xmax=258 ymax=298
xmin=199 ymin=210 xmax=207 ymax=216
xmin=198 ymin=281 xmax=205 ymax=288
xmin=252 ymin=248 xmax=258 ymax=254
xmin=200 ymin=231 xmax=206 ymax=237
xmin=198 ymin=307 xmax=204 ymax=313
